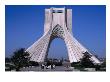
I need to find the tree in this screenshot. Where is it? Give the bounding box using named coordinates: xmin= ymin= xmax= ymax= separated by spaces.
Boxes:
xmin=29 ymin=61 xmax=39 ymax=66
xmin=71 ymin=62 xmax=81 ymax=69
xmin=101 ymin=59 xmax=106 ymax=68
xmin=11 ymin=48 xmax=30 ymax=71
xmin=5 ymin=57 xmax=15 ymax=71
xmin=5 ymin=57 xmax=11 ymax=63
xmin=92 ymin=59 xmax=106 ymax=71
xmin=80 ymin=52 xmax=94 ymax=68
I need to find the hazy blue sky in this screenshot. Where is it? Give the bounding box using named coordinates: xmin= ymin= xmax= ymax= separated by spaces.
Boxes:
xmin=5 ymin=5 xmax=106 ymax=59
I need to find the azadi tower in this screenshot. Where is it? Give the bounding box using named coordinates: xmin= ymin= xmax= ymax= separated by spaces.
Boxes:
xmin=26 ymin=7 xmax=100 ymax=63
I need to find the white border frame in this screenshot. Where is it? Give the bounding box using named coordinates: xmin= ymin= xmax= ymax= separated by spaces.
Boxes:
xmin=0 ymin=0 xmax=110 ymax=82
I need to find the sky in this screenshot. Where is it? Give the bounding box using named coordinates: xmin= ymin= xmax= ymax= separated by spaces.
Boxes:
xmin=5 ymin=5 xmax=106 ymax=59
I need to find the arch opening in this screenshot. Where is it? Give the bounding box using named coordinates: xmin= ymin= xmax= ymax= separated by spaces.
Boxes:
xmin=47 ymin=38 xmax=68 ymax=61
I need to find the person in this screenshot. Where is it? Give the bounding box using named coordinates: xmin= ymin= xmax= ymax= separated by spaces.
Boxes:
xmin=51 ymin=64 xmax=53 ymax=69
xmin=41 ymin=64 xmax=45 ymax=69
xmin=51 ymin=63 xmax=55 ymax=69
xmin=46 ymin=65 xmax=51 ymax=69
xmin=53 ymin=64 xmax=55 ymax=69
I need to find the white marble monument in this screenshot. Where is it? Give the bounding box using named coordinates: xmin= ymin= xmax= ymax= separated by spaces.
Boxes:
xmin=26 ymin=7 xmax=100 ymax=63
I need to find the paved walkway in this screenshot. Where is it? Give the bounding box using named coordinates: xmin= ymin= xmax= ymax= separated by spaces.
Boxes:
xmin=20 ymin=66 xmax=79 ymax=71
